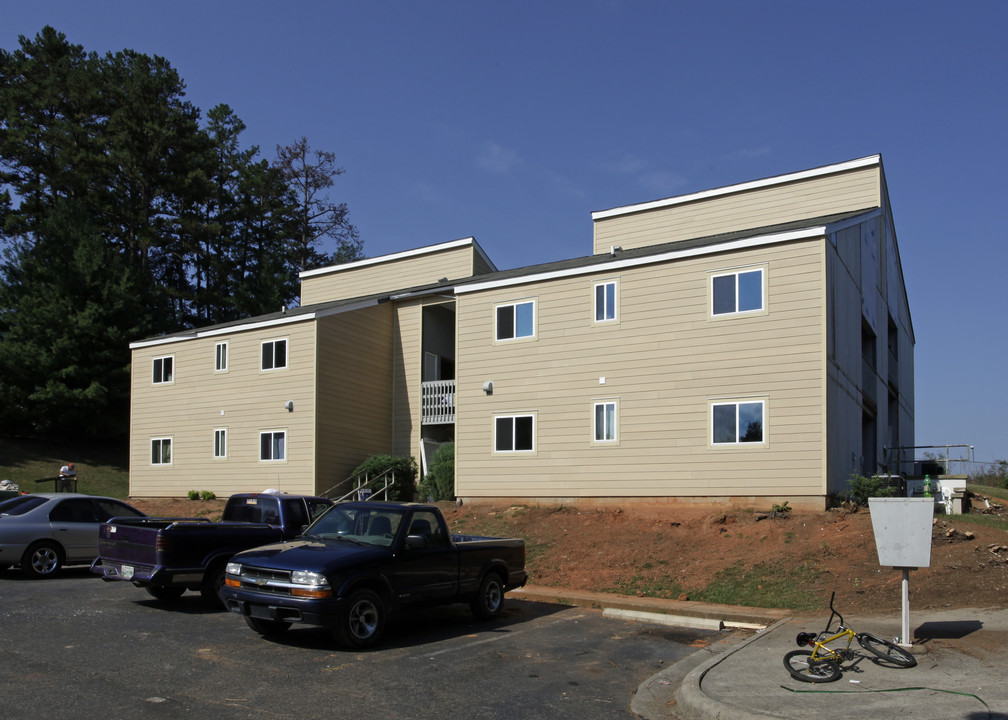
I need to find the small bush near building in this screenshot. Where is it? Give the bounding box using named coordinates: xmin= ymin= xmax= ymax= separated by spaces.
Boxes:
xmin=848 ymin=473 xmax=898 ymax=505
xmin=419 ymin=442 xmax=454 ymax=502
xmin=352 ymin=455 xmax=417 ymax=501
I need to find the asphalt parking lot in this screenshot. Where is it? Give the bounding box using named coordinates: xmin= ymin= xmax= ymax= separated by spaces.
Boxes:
xmin=1 ymin=568 xmax=717 ymax=719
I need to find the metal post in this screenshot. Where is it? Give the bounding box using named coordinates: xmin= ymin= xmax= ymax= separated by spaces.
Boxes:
xmin=899 ymin=567 xmax=911 ymax=647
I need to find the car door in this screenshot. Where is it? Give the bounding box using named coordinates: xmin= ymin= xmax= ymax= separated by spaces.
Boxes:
xmin=47 ymin=498 xmax=100 ymax=563
xmin=394 ymin=510 xmax=457 ymax=604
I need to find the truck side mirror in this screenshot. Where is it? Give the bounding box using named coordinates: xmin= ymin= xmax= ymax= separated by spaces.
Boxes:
xmin=404 ymin=534 xmax=428 ymax=550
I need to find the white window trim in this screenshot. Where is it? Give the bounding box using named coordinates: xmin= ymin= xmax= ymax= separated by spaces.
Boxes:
xmin=213 ymin=428 xmax=228 ymax=459
xmin=259 ymin=429 xmax=287 ymax=462
xmin=261 ymin=338 xmax=289 ymax=372
xmin=494 ymin=299 xmax=537 ymax=343
xmin=493 ymin=413 xmax=536 ymax=454
xmin=151 ymin=436 xmax=173 ymax=466
xmin=593 ymin=280 xmax=619 ymax=325
xmin=592 ymin=399 xmax=619 ymax=445
xmin=152 ymin=355 xmax=175 ymax=385
xmin=709 ymin=398 xmax=768 ymax=447
xmin=215 ymin=341 xmax=229 ymax=373
xmin=709 ymin=265 xmax=767 ymax=318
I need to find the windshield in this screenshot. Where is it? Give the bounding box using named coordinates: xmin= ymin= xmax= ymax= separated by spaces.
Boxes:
xmin=0 ymin=495 xmax=47 ymax=516
xmin=305 ymin=505 xmax=404 ymax=548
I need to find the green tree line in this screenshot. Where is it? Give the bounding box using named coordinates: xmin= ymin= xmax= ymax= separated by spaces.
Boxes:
xmin=0 ymin=27 xmax=362 ymax=440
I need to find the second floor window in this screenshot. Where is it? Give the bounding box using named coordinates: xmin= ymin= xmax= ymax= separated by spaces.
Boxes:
xmin=215 ymin=342 xmax=228 ymax=372
xmin=261 ymin=339 xmax=287 ymax=370
xmin=496 ymin=301 xmax=535 ymax=341
xmin=153 ymin=356 xmax=173 ymax=384
xmin=594 ymin=281 xmax=617 ymax=322
xmin=712 ymin=268 xmax=764 ymax=316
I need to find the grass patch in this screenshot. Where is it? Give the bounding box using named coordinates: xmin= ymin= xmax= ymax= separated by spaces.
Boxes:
xmin=948 ymin=513 xmax=1008 ymax=533
xmin=692 ymin=561 xmax=822 ymax=610
xmin=0 ymin=436 xmax=129 ymax=498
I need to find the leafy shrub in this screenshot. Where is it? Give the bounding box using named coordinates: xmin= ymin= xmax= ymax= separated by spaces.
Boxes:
xmin=847 ymin=473 xmax=897 ymax=504
xmin=351 ymin=454 xmax=417 ymax=501
xmin=418 ymin=442 xmax=454 ymax=501
xmin=188 ymin=490 xmax=199 ymax=500
xmin=200 ymin=490 xmax=216 ymax=500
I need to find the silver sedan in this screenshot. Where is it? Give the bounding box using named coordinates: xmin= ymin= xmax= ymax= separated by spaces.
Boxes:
xmin=0 ymin=494 xmax=145 ymax=578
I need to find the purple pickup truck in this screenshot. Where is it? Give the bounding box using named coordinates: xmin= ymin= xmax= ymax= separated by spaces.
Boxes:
xmin=91 ymin=492 xmax=332 ymax=607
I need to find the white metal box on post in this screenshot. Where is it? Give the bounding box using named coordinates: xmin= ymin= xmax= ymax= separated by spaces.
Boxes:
xmin=868 ymin=497 xmax=935 ymax=646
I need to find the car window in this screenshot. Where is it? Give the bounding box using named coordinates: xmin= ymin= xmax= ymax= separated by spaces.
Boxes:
xmin=93 ymin=499 xmax=144 ymax=522
xmin=282 ymin=498 xmax=307 ymax=529
xmin=306 ymin=500 xmax=332 ymax=521
xmin=49 ymin=499 xmax=99 ymax=524
xmin=0 ymin=495 xmax=46 ymax=516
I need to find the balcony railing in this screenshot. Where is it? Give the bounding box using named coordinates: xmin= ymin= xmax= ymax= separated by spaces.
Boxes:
xmin=421 ymin=379 xmax=455 ymax=424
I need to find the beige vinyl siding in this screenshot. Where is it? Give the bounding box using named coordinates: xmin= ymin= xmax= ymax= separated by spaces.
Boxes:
xmin=314 ymin=304 xmax=396 ymax=494
xmin=129 ymin=321 xmax=318 ymax=497
xmin=301 ymin=245 xmax=480 ymax=305
xmin=455 ymin=239 xmax=826 ymax=499
xmin=594 ymin=165 xmax=880 ymax=254
xmin=392 ymin=300 xmax=423 ymax=459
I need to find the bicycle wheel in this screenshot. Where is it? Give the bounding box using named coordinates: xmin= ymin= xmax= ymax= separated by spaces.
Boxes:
xmin=783 ymin=650 xmax=842 ymax=682
xmin=857 ymin=633 xmax=917 ymax=668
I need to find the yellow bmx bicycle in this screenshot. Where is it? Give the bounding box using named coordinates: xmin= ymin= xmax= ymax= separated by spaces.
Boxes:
xmin=783 ymin=591 xmax=917 ymax=683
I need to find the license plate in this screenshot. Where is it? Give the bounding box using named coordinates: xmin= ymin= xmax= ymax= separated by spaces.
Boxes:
xmin=121 ymin=564 xmax=134 ymax=580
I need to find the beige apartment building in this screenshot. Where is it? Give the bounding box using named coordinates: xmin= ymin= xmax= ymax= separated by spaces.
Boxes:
xmin=129 ymin=155 xmax=913 ymax=509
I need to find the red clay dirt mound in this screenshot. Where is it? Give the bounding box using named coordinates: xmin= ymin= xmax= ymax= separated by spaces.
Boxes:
xmin=130 ymin=496 xmax=1008 ymax=616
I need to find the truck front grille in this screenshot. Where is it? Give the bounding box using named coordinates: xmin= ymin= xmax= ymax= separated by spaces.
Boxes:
xmin=238 ymin=566 xmax=294 ymax=595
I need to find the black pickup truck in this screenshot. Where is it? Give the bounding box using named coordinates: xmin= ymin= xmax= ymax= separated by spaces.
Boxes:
xmin=220 ymin=501 xmax=527 ymax=647
xmin=91 ymin=492 xmax=333 ymax=607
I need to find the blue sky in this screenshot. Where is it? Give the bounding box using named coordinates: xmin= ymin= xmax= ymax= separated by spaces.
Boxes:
xmin=3 ymin=1 xmax=1006 ymax=464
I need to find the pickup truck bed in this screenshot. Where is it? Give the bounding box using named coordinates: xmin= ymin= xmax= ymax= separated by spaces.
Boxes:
xmin=92 ymin=493 xmax=332 ymax=606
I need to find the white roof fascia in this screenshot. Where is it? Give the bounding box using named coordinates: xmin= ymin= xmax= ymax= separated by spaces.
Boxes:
xmin=455 ymin=226 xmax=827 ymax=295
xmin=591 ymin=155 xmax=881 ymax=221
xmin=129 ymin=298 xmax=381 ymax=350
xmin=299 ymin=237 xmax=485 ymax=279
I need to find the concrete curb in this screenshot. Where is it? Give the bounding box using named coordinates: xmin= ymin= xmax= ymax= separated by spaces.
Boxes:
xmin=669 ymin=617 xmax=794 ymax=720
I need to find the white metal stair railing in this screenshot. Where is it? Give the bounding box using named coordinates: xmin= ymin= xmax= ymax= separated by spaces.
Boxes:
xmin=421 ymin=379 xmax=455 ymax=424
xmin=322 ymin=468 xmax=396 ymax=504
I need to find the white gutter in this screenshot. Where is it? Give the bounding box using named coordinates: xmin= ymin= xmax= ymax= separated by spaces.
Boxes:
xmin=456 ymin=225 xmax=827 ymax=294
xmin=299 ymin=236 xmax=497 ymax=279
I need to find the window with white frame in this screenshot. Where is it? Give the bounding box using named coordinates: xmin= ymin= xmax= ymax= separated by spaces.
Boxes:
xmin=495 ymin=300 xmax=535 ymax=341
xmin=494 ymin=414 xmax=535 ymax=452
xmin=594 ymin=281 xmax=617 ymax=323
xmin=215 ymin=342 xmax=228 ymax=372
xmin=593 ymin=400 xmax=617 ymax=443
xmin=260 ymin=430 xmax=286 ymax=461
xmin=151 ymin=437 xmax=172 ymax=465
xmin=711 ymin=268 xmax=764 ymax=316
xmin=213 ymin=428 xmax=227 ymax=459
xmin=261 ymin=339 xmax=287 ymax=370
xmin=711 ymin=400 xmax=765 ymax=445
xmin=153 ymin=356 xmax=174 ymax=384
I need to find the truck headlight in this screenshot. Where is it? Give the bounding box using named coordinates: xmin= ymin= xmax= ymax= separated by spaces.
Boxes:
xmin=291 ymin=570 xmax=327 ymax=586
xmin=226 ymin=562 xmax=243 ymax=576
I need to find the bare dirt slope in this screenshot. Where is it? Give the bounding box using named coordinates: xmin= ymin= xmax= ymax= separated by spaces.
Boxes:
xmin=130 ymin=494 xmax=1008 ymax=616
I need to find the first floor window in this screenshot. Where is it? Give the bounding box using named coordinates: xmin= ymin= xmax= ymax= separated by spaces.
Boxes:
xmin=215 ymin=342 xmax=228 ymax=372
xmin=260 ymin=430 xmax=286 ymax=461
xmin=151 ymin=437 xmax=172 ymax=465
xmin=496 ymin=300 xmax=535 ymax=341
xmin=261 ymin=339 xmax=287 ymax=370
xmin=594 ymin=401 xmax=617 ymax=442
xmin=712 ymin=400 xmax=765 ymax=445
xmin=594 ymin=281 xmax=617 ymax=322
xmin=712 ymin=268 xmax=764 ymax=316
xmin=214 ymin=429 xmax=227 ymax=458
xmin=153 ymin=356 xmax=174 ymax=384
xmin=494 ymin=415 xmax=534 ymax=452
